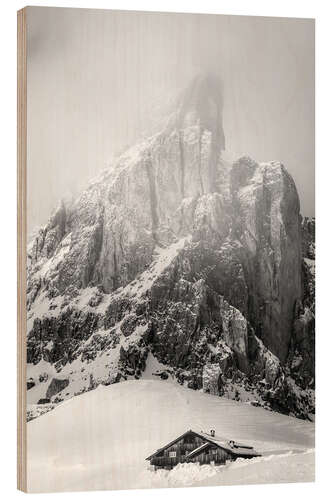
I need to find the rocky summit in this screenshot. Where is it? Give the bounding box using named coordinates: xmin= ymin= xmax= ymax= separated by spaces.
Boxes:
xmin=26 ymin=75 xmax=315 ymax=421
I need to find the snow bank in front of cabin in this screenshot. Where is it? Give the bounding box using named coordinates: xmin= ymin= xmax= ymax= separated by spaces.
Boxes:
xmin=195 ymin=448 xmax=315 ymax=487
xmin=143 ymin=462 xmax=219 ymax=488
xmin=140 ymin=449 xmax=314 ymax=488
xmin=27 ymin=378 xmax=314 ymax=493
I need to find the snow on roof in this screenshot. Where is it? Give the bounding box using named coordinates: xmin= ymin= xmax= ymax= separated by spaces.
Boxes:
xmin=197 ymin=431 xmax=261 ymax=457
xmin=199 ymin=431 xmax=252 ymax=449
xmin=145 ymin=429 xmax=261 ymax=460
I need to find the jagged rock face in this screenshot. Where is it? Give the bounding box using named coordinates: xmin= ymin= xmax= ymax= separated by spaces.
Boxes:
xmin=231 ymin=158 xmax=303 ymax=361
xmin=26 ymin=76 xmax=314 ymax=420
xmin=46 ymin=378 xmax=69 ymax=399
xmin=288 ymin=218 xmax=315 ymax=390
xmin=301 ymin=217 xmax=315 ymax=260
xmin=202 ymin=363 xmax=222 ymax=395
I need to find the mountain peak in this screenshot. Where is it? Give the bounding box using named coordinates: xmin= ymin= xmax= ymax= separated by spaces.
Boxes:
xmin=26 ymin=76 xmax=314 ymax=422
xmin=176 ymin=73 xmax=225 ymax=148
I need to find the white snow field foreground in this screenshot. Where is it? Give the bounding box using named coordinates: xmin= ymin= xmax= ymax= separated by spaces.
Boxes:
xmin=27 ymin=375 xmax=315 ymax=493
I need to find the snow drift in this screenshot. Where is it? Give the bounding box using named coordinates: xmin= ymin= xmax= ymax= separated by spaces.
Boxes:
xmin=27 ymin=377 xmax=314 ymax=492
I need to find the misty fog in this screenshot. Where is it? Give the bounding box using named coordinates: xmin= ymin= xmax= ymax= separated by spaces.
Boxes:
xmin=27 ymin=7 xmax=314 ymax=234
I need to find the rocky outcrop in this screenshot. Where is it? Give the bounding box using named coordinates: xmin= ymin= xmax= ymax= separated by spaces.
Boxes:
xmin=288 ymin=217 xmax=315 ymax=392
xmin=27 ymin=379 xmax=35 ymax=390
xmin=301 ymin=217 xmax=315 ymax=260
xmin=202 ymin=363 xmax=222 ymax=395
xmin=26 ymin=75 xmax=314 ymax=420
xmin=46 ymin=378 xmax=69 ymax=399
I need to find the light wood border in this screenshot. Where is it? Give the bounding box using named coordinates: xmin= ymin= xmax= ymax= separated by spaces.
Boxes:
xmin=17 ymin=7 xmax=27 ymax=493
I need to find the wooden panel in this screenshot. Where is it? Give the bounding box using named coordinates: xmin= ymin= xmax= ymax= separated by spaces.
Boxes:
xmin=17 ymin=7 xmax=27 ymax=493
xmin=17 ymin=7 xmax=314 ymax=492
xmin=161 ymin=434 xmax=206 ymax=458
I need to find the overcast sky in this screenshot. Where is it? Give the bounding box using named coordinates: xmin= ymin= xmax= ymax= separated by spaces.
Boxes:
xmin=27 ymin=7 xmax=314 ymax=234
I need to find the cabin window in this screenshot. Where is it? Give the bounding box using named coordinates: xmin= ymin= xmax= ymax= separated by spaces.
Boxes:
xmin=169 ymin=451 xmax=176 ymax=458
xmin=212 ymin=448 xmax=217 ymax=455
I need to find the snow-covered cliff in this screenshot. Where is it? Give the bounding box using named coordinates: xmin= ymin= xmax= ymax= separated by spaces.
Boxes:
xmin=26 ymin=75 xmax=315 ymax=420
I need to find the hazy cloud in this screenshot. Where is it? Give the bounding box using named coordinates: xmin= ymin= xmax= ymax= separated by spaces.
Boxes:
xmin=27 ymin=7 xmax=314 ymax=233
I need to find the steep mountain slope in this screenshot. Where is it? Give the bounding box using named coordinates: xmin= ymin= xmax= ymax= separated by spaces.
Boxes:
xmin=289 ymin=217 xmax=315 ymax=390
xmin=26 ymin=75 xmax=315 ymax=420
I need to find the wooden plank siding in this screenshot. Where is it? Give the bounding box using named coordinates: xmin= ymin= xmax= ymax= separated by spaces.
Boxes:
xmin=190 ymin=446 xmax=232 ymax=465
xmin=151 ymin=434 xmax=206 ymax=468
xmin=150 ymin=432 xmax=233 ymax=469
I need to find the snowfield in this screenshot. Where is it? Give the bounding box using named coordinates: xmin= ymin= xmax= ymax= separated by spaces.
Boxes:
xmin=27 ymin=374 xmax=314 ymax=493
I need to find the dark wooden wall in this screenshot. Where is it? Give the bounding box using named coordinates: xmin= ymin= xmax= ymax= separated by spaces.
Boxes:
xmin=190 ymin=446 xmax=231 ymax=465
xmin=151 ymin=434 xmax=206 ymax=467
xmin=150 ymin=433 xmax=233 ymax=468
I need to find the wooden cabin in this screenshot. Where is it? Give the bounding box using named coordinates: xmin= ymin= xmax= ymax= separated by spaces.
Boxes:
xmin=146 ymin=429 xmax=261 ymax=470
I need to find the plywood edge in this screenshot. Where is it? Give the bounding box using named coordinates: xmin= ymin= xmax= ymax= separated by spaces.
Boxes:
xmin=17 ymin=7 xmax=27 ymax=493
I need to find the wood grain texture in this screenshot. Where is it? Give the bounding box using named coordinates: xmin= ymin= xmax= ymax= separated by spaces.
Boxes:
xmin=18 ymin=8 xmax=315 ymax=493
xmin=17 ymin=7 xmax=27 ymax=493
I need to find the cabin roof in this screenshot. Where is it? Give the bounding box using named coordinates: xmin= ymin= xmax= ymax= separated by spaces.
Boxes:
xmin=198 ymin=431 xmax=260 ymax=456
xmin=145 ymin=429 xmax=261 ymax=460
xmin=145 ymin=429 xmax=195 ymax=460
